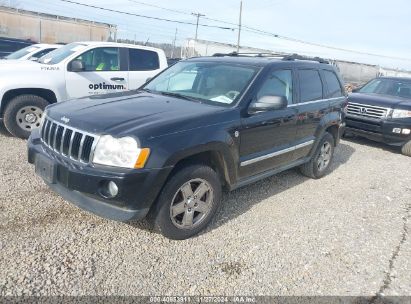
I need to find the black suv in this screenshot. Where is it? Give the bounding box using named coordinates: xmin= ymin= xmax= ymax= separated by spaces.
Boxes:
xmin=345 ymin=77 xmax=411 ymax=156
xmin=28 ymin=54 xmax=347 ymax=239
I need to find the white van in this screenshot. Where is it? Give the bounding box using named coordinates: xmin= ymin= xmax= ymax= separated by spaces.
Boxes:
xmin=0 ymin=41 xmax=168 ymax=138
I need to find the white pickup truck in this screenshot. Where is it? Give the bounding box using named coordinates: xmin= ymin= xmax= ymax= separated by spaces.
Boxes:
xmin=0 ymin=41 xmax=168 ymax=138
xmin=2 ymin=43 xmax=62 ymax=61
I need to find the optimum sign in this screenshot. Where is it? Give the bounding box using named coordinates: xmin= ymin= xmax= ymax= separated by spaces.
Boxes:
xmin=89 ymin=82 xmax=126 ymax=90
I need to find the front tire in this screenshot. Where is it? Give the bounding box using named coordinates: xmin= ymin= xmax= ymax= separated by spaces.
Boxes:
xmin=3 ymin=95 xmax=49 ymax=139
xmin=150 ymin=164 xmax=222 ymax=240
xmin=402 ymin=140 xmax=411 ymax=157
xmin=300 ymin=132 xmax=335 ymax=179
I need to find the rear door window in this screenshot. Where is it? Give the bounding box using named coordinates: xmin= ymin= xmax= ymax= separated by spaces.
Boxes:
xmin=323 ymin=70 xmax=343 ymax=98
xmin=129 ymin=49 xmax=160 ymax=71
xmin=299 ymin=69 xmax=323 ymax=102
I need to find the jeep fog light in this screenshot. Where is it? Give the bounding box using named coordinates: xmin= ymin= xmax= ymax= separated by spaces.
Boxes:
xmin=402 ymin=129 xmax=411 ymax=135
xmin=108 ymin=181 xmax=119 ymax=197
xmin=101 ymin=181 xmax=119 ymax=198
xmin=393 ymin=128 xmax=401 ymax=134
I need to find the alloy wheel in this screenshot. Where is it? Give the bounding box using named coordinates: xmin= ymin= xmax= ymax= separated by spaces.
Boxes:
xmin=317 ymin=142 xmax=332 ymax=172
xmin=170 ymin=178 xmax=214 ymax=229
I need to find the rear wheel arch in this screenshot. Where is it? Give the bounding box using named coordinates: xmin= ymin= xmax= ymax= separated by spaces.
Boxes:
xmin=315 ymin=111 xmax=342 ymax=146
xmin=325 ymin=124 xmax=339 ymax=146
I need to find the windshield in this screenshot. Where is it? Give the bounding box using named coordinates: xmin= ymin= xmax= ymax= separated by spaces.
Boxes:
xmin=359 ymin=78 xmax=411 ymax=98
xmin=5 ymin=45 xmax=40 ymax=59
xmin=38 ymin=43 xmax=87 ymax=65
xmin=143 ymin=61 xmax=259 ymax=106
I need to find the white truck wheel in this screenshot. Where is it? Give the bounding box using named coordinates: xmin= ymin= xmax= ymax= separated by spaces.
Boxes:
xmin=4 ymin=94 xmax=48 ymax=139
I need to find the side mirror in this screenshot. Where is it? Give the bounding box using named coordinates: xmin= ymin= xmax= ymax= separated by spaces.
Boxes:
xmin=70 ymin=60 xmax=84 ymax=72
xmin=249 ymin=95 xmax=288 ymax=113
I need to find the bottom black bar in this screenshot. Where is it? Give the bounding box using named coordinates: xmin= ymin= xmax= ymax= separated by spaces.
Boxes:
xmin=1 ymin=296 xmax=411 ymax=304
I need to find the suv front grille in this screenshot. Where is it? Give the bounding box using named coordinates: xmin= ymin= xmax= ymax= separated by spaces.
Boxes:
xmin=40 ymin=118 xmax=98 ymax=163
xmin=347 ymin=102 xmax=390 ymax=119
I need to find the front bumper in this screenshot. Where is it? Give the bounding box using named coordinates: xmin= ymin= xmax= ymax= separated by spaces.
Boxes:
xmin=28 ymin=130 xmax=172 ymax=222
xmin=345 ymin=115 xmax=411 ymax=146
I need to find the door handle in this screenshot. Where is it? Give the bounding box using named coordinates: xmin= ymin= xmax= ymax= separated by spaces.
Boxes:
xmin=111 ymin=77 xmax=125 ymax=81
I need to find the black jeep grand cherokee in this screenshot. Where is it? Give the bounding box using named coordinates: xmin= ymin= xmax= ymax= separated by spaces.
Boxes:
xmin=346 ymin=77 xmax=411 ymax=156
xmin=28 ymin=54 xmax=346 ymax=239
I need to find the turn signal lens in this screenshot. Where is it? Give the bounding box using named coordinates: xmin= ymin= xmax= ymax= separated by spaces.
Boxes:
xmin=134 ymin=148 xmax=151 ymax=169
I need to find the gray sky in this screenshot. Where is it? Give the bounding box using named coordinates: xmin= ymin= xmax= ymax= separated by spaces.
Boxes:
xmin=15 ymin=0 xmax=411 ymax=69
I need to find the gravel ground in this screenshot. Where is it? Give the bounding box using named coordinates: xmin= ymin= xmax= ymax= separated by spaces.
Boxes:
xmin=0 ymin=125 xmax=410 ymax=296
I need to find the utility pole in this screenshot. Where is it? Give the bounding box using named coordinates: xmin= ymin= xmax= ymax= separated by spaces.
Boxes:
xmin=39 ymin=19 xmax=42 ymax=43
xmin=171 ymin=28 xmax=178 ymax=58
xmin=192 ymin=12 xmax=205 ymax=40
xmin=237 ymin=1 xmax=242 ymax=53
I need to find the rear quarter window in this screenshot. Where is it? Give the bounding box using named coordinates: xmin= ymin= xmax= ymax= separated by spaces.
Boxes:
xmin=129 ymin=49 xmax=160 ymax=71
xmin=323 ymin=70 xmax=343 ymax=98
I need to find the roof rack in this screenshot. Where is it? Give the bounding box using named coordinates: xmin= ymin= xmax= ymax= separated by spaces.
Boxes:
xmin=283 ymin=53 xmax=329 ymax=64
xmin=212 ymin=52 xmax=284 ymax=57
xmin=212 ymin=52 xmax=329 ymax=64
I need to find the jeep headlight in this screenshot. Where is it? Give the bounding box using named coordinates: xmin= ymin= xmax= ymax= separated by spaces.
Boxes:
xmin=392 ymin=109 xmax=411 ymax=119
xmin=92 ymin=135 xmax=150 ymax=169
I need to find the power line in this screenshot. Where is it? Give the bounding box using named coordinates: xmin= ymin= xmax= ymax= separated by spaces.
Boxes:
xmin=240 ymin=27 xmax=411 ymax=61
xmin=123 ymin=0 xmax=411 ymax=61
xmin=59 ymin=0 xmax=235 ymax=31
xmin=125 ymin=0 xmax=238 ymax=27
xmin=126 ymin=0 xmax=193 ymax=16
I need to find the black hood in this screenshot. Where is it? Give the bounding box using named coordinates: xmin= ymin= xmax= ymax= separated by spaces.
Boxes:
xmin=46 ymin=91 xmax=229 ymax=137
xmin=348 ymin=92 xmax=411 ymax=109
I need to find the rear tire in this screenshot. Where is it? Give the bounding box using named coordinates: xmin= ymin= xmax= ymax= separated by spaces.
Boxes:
xmin=300 ymin=132 xmax=335 ymax=179
xmin=402 ymin=140 xmax=411 ymax=157
xmin=149 ymin=164 xmax=222 ymax=240
xmin=3 ymin=94 xmax=48 ymax=139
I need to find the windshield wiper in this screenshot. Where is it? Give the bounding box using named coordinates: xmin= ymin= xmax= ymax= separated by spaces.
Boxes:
xmin=157 ymin=91 xmax=201 ymax=102
xmin=140 ymin=88 xmax=154 ymax=93
xmin=140 ymin=89 xmax=202 ymax=102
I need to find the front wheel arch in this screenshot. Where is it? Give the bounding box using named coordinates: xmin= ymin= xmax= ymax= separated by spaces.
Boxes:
xmin=162 ymin=143 xmax=238 ymax=189
xmin=165 ymin=149 xmax=234 ymax=190
xmin=1 ymin=88 xmax=57 ymax=116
